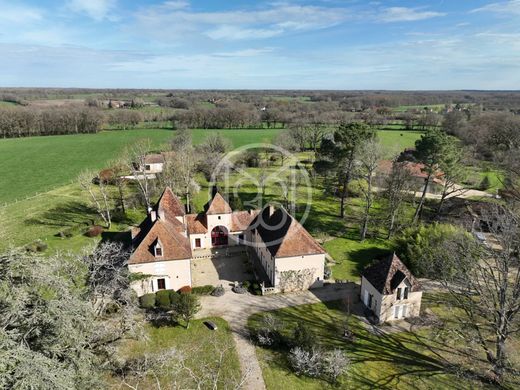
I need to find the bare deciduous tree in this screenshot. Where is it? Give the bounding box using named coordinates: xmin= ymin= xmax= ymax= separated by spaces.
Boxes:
xmin=357 ymin=139 xmax=383 ymax=241
xmin=78 ymin=169 xmax=112 ymax=228
xmin=126 ymin=139 xmax=156 ymax=211
xmin=423 ymin=205 xmax=520 ymax=383
xmin=383 ymin=160 xmax=414 ymax=238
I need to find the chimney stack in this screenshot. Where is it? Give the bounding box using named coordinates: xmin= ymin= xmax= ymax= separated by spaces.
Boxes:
xmin=150 ymin=210 xmax=157 ymax=222
xmin=268 ymin=204 xmax=274 ymax=217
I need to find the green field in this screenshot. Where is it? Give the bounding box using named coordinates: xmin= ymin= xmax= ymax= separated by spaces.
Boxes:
xmin=0 ymin=128 xmax=280 ymax=204
xmin=0 ymin=128 xmax=421 ymax=252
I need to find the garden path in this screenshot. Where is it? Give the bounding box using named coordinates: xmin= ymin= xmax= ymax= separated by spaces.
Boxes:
xmin=197 ymin=283 xmax=360 ymax=390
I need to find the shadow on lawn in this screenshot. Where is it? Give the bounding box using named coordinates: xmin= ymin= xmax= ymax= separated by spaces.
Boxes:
xmin=24 ymin=200 xmax=97 ymax=228
xmin=250 ymin=301 xmax=491 ymax=389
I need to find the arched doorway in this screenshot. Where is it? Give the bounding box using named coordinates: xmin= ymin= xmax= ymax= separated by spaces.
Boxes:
xmin=211 ymin=226 xmax=228 ymax=247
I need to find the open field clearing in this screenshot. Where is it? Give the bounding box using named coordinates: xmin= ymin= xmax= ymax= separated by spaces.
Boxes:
xmin=0 ymin=128 xmax=280 ymax=204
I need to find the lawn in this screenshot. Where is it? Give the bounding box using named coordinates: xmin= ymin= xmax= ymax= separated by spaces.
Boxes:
xmin=0 ymin=128 xmax=281 ymax=204
xmin=109 ymin=317 xmax=241 ymax=389
xmin=0 ymin=127 xmax=419 ymax=253
xmin=376 ymin=130 xmax=422 ymax=157
xmin=324 ymin=237 xmax=394 ymax=281
xmin=248 ymin=296 xmax=500 ymax=389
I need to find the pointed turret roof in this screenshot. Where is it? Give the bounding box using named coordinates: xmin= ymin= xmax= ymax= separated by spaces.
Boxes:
xmin=156 ymin=187 xmax=185 ymax=219
xmin=205 ymin=192 xmax=232 ymax=215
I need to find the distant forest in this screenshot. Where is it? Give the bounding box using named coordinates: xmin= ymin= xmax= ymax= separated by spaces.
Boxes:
xmin=1 ymin=88 xmax=519 ymax=145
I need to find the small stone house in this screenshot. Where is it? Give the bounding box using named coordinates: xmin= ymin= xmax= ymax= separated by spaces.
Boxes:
xmin=360 ymin=253 xmax=422 ymax=323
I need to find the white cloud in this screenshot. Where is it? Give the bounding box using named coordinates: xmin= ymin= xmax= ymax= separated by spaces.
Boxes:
xmin=377 ymin=7 xmax=445 ymax=22
xmin=0 ymin=2 xmax=43 ymax=23
xmin=134 ymin=2 xmax=349 ymax=41
xmin=212 ymin=48 xmax=274 ymax=57
xmin=67 ymin=0 xmax=117 ymax=21
xmin=471 ymin=0 xmax=520 ymax=15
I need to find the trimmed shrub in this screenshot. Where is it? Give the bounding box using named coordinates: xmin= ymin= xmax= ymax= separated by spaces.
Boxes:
xmin=86 ymin=225 xmax=104 ymax=237
xmin=168 ymin=289 xmax=178 ymax=303
xmin=232 ymin=285 xmax=247 ymax=294
xmin=192 ymin=285 xmax=214 ymax=295
xmin=242 ymin=281 xmax=251 ymax=290
xmin=25 ymin=243 xmax=38 ymax=252
xmin=139 ymin=293 xmax=156 ymax=309
xmin=211 ymin=285 xmax=225 ymax=297
xmin=155 ymin=290 xmax=172 ymax=309
xmin=35 ymin=241 xmax=48 ymax=252
xmin=178 ymin=286 xmax=192 ymax=294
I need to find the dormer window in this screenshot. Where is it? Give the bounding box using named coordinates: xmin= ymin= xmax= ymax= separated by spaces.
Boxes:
xmin=155 ymin=240 xmax=163 ymax=257
xmin=397 ymin=286 xmax=409 ymax=300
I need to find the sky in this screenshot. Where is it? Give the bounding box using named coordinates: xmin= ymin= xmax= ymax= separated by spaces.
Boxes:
xmin=0 ymin=0 xmax=519 ymax=90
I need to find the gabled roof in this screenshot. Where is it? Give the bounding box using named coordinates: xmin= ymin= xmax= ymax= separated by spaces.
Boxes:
xmin=252 ymin=206 xmax=325 ymax=258
xmin=205 ymin=192 xmax=232 ymax=215
xmin=362 ymin=253 xmax=420 ymax=295
xmin=129 ymin=219 xmax=191 ymax=265
xmin=156 ymin=187 xmax=185 ymax=218
xmin=145 ymin=154 xmax=165 ymax=164
xmin=377 ymin=160 xmax=444 ymax=181
xmin=186 ymin=213 xmax=208 ymax=234
xmin=231 ymin=210 xmax=258 ymax=232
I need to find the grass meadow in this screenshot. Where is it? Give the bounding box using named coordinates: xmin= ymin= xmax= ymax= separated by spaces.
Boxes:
xmin=0 ymin=128 xmax=280 ymax=204
xmin=108 ymin=317 xmax=241 ymax=389
xmin=247 ymin=295 xmax=509 ymax=389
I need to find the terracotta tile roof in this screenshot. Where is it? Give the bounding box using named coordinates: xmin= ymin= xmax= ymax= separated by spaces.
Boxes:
xmin=156 ymin=187 xmax=186 ymax=218
xmin=144 ymin=154 xmax=165 ymax=164
xmin=231 ymin=210 xmax=258 ymax=232
xmin=129 ymin=219 xmax=191 ymax=265
xmin=252 ymin=206 xmax=325 ymax=258
xmin=377 ymin=160 xmax=444 ymax=181
xmin=205 ymin=192 xmax=232 ymax=215
xmin=361 ymin=253 xmax=420 ymax=295
xmin=186 ymin=213 xmax=208 ymax=234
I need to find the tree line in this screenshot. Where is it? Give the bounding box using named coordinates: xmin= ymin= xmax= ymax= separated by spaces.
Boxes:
xmin=0 ymin=106 xmax=103 ymax=137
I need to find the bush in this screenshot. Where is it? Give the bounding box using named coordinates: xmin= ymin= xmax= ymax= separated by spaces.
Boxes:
xmin=288 ymin=346 xmax=349 ymax=383
xmin=192 ymin=285 xmax=214 ymax=295
xmin=168 ymin=289 xmax=178 ymax=303
xmin=232 ymin=285 xmax=247 ymax=294
xmin=178 ymin=286 xmax=192 ymax=294
xmin=155 ymin=290 xmax=172 ymax=309
xmin=139 ymin=293 xmax=156 ymax=309
xmin=347 ymin=179 xmax=368 ymax=197
xmin=36 ymin=241 xmax=47 ymax=252
xmin=254 ymin=314 xmax=286 ymax=347
xmin=85 ymin=225 xmax=103 ymax=237
xmin=288 ymin=346 xmax=322 ymax=378
xmin=211 ymin=285 xmax=225 ymax=297
xmin=293 ymin=323 xmax=315 ymax=350
xmin=394 ymin=222 xmax=474 ymax=278
xmin=241 ymin=281 xmax=251 ymax=290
